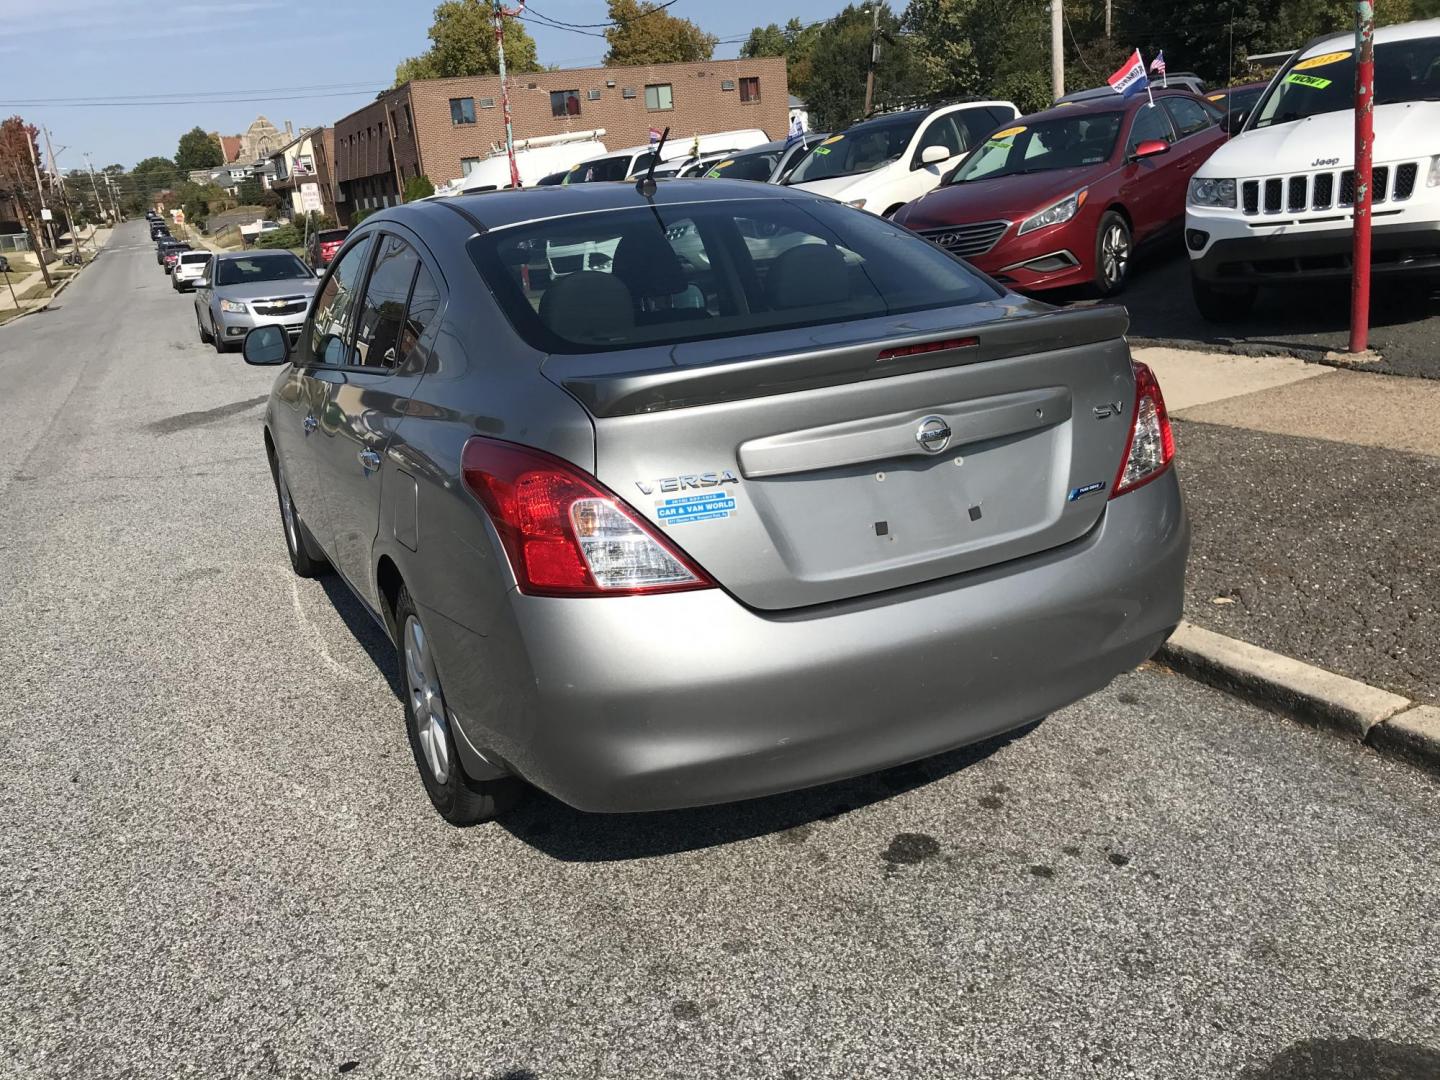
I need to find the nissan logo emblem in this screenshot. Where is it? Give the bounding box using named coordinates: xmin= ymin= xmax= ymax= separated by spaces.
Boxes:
xmin=915 ymin=416 xmax=952 ymax=454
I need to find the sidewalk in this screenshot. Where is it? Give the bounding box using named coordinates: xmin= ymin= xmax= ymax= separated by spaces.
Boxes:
xmin=1137 ymin=346 xmax=1440 ymax=706
xmin=0 ymin=224 xmax=113 ymax=321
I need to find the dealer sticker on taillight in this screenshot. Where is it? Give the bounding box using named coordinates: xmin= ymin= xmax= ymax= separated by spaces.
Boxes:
xmin=655 ymin=492 xmax=738 ymax=525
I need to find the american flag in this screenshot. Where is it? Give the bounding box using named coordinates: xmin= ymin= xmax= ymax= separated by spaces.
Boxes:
xmin=1149 ymin=51 xmax=1167 ymax=80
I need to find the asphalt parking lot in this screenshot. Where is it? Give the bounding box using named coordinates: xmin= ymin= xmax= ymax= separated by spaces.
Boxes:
xmin=1057 ymin=247 xmax=1440 ymax=380
xmin=2 ymin=222 xmax=1438 ymax=1079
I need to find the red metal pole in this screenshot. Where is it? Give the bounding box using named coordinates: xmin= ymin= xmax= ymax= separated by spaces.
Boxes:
xmin=494 ymin=0 xmax=523 ymax=190
xmin=1348 ymin=0 xmax=1375 ymax=353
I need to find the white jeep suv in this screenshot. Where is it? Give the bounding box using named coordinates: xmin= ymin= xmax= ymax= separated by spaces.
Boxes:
xmin=784 ymin=100 xmax=1018 ymax=217
xmin=1185 ymin=18 xmax=1440 ymax=320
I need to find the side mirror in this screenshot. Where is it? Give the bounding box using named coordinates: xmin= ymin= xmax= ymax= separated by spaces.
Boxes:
xmin=1220 ymin=109 xmax=1248 ymax=135
xmin=196 ymin=277 xmax=210 ymax=289
xmin=1130 ymin=139 xmax=1170 ymax=162
xmin=243 ymin=324 xmax=290 ymax=366
xmin=918 ymin=145 xmax=951 ymax=167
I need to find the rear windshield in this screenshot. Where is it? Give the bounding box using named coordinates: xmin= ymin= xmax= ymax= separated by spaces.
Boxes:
xmin=317 ymin=230 xmax=349 ymax=243
xmin=1253 ymin=35 xmax=1440 ymax=128
xmin=786 ymin=114 xmax=924 ymax=184
xmin=216 ymin=253 xmax=309 ymax=286
xmin=950 ymin=113 xmax=1124 ymax=183
xmin=705 ymin=151 xmax=781 ymax=181
xmin=564 ymin=154 xmax=636 ymax=183
xmin=179 ymin=252 xmax=210 ymax=264
xmin=469 ymin=198 xmax=999 ymax=354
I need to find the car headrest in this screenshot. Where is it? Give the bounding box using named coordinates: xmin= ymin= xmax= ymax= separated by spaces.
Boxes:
xmin=538 ymin=271 xmax=635 ymax=344
xmin=612 ymin=228 xmax=688 ymax=299
xmin=765 ymin=243 xmax=852 ymax=310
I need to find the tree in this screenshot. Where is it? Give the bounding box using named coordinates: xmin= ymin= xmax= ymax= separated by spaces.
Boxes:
xmin=603 ymin=0 xmax=717 ymax=66
xmin=404 ymin=174 xmax=436 ymax=202
xmin=0 ymin=115 xmax=53 ymax=285
xmin=796 ymin=4 xmax=915 ymax=130
xmin=131 ymin=155 xmax=180 ymax=203
xmin=175 ymin=127 xmax=224 ymax=171
xmin=395 ymin=0 xmax=540 ymax=85
xmin=739 ymin=17 xmax=821 ymax=87
xmin=903 ymin=0 xmax=979 ymax=101
xmin=740 ymin=23 xmax=788 ymax=58
xmin=235 ymin=176 xmax=264 ymax=206
xmin=102 ymin=163 xmax=125 ymax=175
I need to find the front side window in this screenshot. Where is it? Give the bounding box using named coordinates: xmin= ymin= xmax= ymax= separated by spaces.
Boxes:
xmin=915 ymin=115 xmax=963 ymax=163
xmin=469 ymin=198 xmax=998 ymax=355
xmin=451 ymin=97 xmax=476 ymax=125
xmin=1253 ymin=36 xmax=1440 ymax=128
xmin=949 ymin=113 xmax=1123 ymax=184
xmin=215 ymin=252 xmax=309 ymax=286
xmin=353 ymin=236 xmax=421 ymax=369
xmin=644 ymin=83 xmax=673 ymax=111
xmin=785 ymin=114 xmax=924 ymax=184
xmin=1162 ymin=96 xmax=1214 ymax=137
xmin=1126 ymin=104 xmax=1176 ymax=153
xmin=739 ymin=77 xmax=760 ymax=102
xmin=551 ymin=89 xmax=581 ymax=117
xmin=308 ymin=235 xmax=374 ymax=366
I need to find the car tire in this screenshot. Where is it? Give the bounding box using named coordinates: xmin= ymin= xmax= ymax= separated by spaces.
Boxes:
xmin=271 ymin=456 xmax=328 ymax=578
xmin=1191 ymin=273 xmax=1258 ymax=322
xmin=197 ymin=313 xmax=211 ymax=344
xmin=1093 ymin=211 xmax=1132 ymax=297
xmin=212 ymin=320 xmax=228 ymax=353
xmin=394 ymin=586 xmax=523 ymax=825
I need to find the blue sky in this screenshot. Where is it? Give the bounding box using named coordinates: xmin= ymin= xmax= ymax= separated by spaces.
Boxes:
xmin=0 ymin=0 xmax=833 ymax=170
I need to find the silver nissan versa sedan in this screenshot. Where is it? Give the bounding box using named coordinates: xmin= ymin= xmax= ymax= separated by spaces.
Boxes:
xmin=242 ymin=178 xmax=1188 ymax=825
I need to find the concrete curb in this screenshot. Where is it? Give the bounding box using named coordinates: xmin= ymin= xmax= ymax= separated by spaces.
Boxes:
xmin=1157 ymin=621 xmax=1437 ymax=773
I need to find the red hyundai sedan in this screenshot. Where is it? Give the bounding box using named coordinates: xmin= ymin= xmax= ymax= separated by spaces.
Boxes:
xmin=893 ymin=91 xmax=1227 ymax=295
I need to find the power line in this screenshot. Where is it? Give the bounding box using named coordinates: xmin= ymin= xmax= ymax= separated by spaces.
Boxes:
xmin=0 ymin=89 xmax=384 ymax=108
xmin=2 ymin=80 xmax=388 ymax=105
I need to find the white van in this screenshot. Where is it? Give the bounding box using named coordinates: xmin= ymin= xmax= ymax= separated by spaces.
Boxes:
xmin=456 ymin=136 xmax=608 ymax=193
xmin=1186 ymin=18 xmax=1440 ymax=319
xmin=564 ymin=129 xmax=771 ymax=183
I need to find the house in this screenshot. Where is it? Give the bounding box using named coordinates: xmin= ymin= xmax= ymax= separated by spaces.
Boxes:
xmin=267 ymin=127 xmax=338 ymax=221
xmin=329 ymin=56 xmax=788 ymax=222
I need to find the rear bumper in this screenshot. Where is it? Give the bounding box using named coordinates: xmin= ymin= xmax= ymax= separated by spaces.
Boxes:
xmin=447 ymin=471 xmax=1188 ymax=812
xmin=1188 ymin=219 xmax=1440 ymax=284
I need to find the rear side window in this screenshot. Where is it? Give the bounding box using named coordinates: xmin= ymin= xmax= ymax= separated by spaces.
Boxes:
xmin=309 ymin=235 xmax=374 ymax=366
xmin=1162 ymin=96 xmax=1214 ymax=137
xmin=469 ymin=199 xmax=999 ymax=354
xmin=954 ymin=108 xmax=1003 ymax=149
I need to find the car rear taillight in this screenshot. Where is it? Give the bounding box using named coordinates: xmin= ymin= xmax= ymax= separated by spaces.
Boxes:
xmin=460 ymin=437 xmax=715 ymax=597
xmin=1110 ymin=361 xmax=1175 ymax=498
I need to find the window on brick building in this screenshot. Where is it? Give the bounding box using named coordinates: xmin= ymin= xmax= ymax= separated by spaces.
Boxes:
xmin=403 ymin=104 xmax=413 ymax=132
xmin=740 ymin=77 xmax=760 ymax=102
xmin=644 ymin=83 xmax=673 ymax=111
xmin=550 ymin=89 xmax=581 ymax=117
xmin=451 ymin=97 xmax=476 ymax=125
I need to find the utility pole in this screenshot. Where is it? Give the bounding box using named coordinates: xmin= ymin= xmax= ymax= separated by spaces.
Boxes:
xmin=23 ymin=129 xmax=54 ymax=286
xmin=43 ymin=127 xmax=88 ymax=258
xmin=1348 ymin=0 xmax=1375 ymax=353
xmin=1051 ymin=0 xmax=1065 ymax=102
xmin=863 ymin=3 xmax=881 ymax=116
xmin=1105 ymin=0 xmax=1112 ymax=38
xmin=83 ymin=154 xmax=109 ymax=224
xmin=492 ymin=0 xmax=525 ymax=189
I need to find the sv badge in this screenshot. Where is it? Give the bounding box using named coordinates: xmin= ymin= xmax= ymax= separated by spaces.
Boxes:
xmin=1093 ymin=401 xmax=1125 ymax=419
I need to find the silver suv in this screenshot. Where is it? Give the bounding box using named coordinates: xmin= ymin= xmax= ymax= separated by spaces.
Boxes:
xmin=243 ymin=180 xmax=1189 ymax=825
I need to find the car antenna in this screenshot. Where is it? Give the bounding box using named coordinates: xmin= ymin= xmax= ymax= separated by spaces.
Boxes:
xmin=635 ymin=127 xmax=669 ymax=198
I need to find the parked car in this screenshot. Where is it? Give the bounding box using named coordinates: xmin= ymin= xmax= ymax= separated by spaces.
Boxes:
xmin=162 ymin=242 xmax=193 ymax=273
xmin=172 ymin=250 xmax=211 ymax=291
xmin=564 ymin=129 xmax=770 ymax=184
xmin=1186 ymin=18 xmax=1440 ymax=319
xmin=700 ymin=133 xmax=831 ymax=183
xmin=784 ymin=101 xmax=1019 ymax=217
xmin=156 ymin=237 xmax=186 ymax=266
xmin=305 ymin=227 xmax=350 ymax=270
xmin=193 ymin=250 xmax=317 ymax=353
xmin=239 ymin=179 xmax=1188 ymax=825
xmin=1203 ymin=80 xmax=1270 ymax=122
xmin=894 ymin=90 xmax=1228 ymax=296
xmin=150 ymin=223 xmax=171 ymax=241
xmin=1058 ymin=72 xmax=1208 ymax=103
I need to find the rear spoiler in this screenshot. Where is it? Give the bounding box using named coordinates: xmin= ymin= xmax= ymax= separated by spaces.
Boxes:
xmin=556 ymin=304 xmax=1131 ymax=418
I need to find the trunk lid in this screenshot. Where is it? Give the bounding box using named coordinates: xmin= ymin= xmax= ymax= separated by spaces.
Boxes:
xmin=545 ymin=301 xmax=1137 ymax=611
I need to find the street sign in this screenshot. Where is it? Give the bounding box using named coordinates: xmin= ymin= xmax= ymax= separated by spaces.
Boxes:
xmin=300 ymin=183 xmax=323 ymax=213
xmin=40 ymin=208 xmax=53 ymax=221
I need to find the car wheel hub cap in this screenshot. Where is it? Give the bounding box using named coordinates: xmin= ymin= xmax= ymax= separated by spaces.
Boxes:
xmin=1103 ymin=226 xmax=1129 ymax=284
xmin=404 ymin=615 xmax=451 ymax=785
xmin=279 ymin=478 xmax=299 ymax=555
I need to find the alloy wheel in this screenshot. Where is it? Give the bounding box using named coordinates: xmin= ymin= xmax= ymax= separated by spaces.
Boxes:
xmin=1101 ymin=223 xmax=1130 ymax=288
xmin=404 ymin=615 xmax=451 ymax=785
xmin=278 ymin=474 xmax=300 ymax=556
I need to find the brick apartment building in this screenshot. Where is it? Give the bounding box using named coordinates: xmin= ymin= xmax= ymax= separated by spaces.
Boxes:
xmin=330 ymin=56 xmax=788 ymax=222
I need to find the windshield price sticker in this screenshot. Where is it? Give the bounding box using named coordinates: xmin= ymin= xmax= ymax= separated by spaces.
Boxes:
xmin=821 ymin=134 xmax=845 ymax=145
xmin=813 ymin=146 xmax=832 ymax=156
xmin=1285 ymin=72 xmax=1332 ymax=89
xmin=1294 ymin=50 xmax=1350 ymax=70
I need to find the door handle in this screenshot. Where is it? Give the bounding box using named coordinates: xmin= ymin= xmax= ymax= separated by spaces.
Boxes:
xmin=358 ymin=449 xmax=382 ymax=472
xmin=303 ymin=413 xmax=317 ymax=433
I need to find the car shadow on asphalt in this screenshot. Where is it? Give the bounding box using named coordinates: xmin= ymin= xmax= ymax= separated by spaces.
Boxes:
xmin=317 ymin=573 xmax=404 ymax=700
xmin=496 ymin=722 xmax=1041 ymax=863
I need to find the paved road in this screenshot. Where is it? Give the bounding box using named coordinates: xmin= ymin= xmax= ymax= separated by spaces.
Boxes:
xmin=2 ymin=222 xmax=1438 ymax=1080
xmin=1054 ymin=248 xmax=1440 ymax=380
